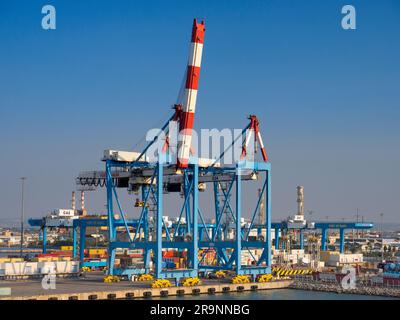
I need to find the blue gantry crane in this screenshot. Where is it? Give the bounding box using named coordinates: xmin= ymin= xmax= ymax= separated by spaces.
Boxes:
xmin=74 ymin=19 xmax=272 ymax=283
xmin=81 ymin=121 xmax=272 ymax=282
xmin=271 ymin=221 xmax=374 ymax=254
xmin=28 ymin=216 xmax=139 ymax=268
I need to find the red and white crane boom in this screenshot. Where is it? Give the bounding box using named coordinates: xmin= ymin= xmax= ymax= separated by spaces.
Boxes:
xmin=176 ymin=18 xmax=205 ymax=168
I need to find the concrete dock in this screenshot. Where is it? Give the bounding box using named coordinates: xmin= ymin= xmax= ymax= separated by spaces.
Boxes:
xmin=0 ymin=272 xmax=292 ymax=300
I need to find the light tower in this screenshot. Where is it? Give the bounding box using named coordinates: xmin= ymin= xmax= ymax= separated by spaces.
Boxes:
xmin=71 ymin=191 xmax=76 ymax=212
xmin=80 ymin=191 xmax=87 ymax=216
xmin=297 ymin=185 xmax=304 ymax=218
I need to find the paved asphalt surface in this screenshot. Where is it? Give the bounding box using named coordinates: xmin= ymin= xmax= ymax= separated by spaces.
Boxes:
xmin=0 ymin=272 xmax=228 ymax=297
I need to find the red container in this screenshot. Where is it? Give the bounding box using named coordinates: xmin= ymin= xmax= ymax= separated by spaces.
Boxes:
xmin=383 ymin=276 xmax=400 ymax=285
xmin=163 ymin=251 xmax=175 ymax=258
xmin=38 ymin=253 xmax=58 ymax=258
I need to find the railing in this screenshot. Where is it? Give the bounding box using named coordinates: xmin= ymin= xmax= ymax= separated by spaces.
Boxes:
xmin=292 ymin=275 xmax=400 ymax=289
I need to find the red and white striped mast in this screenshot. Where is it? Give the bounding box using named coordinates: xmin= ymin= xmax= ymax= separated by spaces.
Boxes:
xmin=176 ymin=18 xmax=205 ymax=169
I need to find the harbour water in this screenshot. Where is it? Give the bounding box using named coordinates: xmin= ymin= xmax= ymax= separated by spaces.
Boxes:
xmin=150 ymin=289 xmax=397 ymax=300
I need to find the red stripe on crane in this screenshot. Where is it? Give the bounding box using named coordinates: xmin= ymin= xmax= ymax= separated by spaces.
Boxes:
xmin=261 ymin=148 xmax=269 ymax=162
xmin=180 ymin=111 xmax=195 ymax=131
xmin=191 ymin=19 xmax=205 ymax=44
xmin=177 ymin=158 xmax=189 ymax=168
xmin=185 ymin=66 xmax=201 ymax=90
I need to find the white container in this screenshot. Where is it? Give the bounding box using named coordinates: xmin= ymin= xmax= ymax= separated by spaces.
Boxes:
xmin=39 ymin=262 xmax=56 ymax=274
xmin=52 ymin=209 xmax=75 ymax=217
xmin=23 ymin=262 xmax=38 ymax=275
xmin=328 ymin=253 xmax=363 ymax=265
xmin=4 ymin=262 xmax=22 ymax=275
xmin=2 ymin=262 xmax=22 ymax=275
xmin=3 ymin=262 xmax=38 ymax=275
xmin=56 ymin=261 xmax=68 ymax=273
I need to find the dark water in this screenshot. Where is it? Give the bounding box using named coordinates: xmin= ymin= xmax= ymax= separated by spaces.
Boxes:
xmin=150 ymin=289 xmax=397 ymax=300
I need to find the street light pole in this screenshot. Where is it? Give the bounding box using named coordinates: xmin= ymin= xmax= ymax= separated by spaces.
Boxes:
xmin=380 ymin=212 xmax=384 ymax=262
xmin=20 ymin=177 xmax=27 ymax=258
xmin=307 ymin=210 xmax=315 ymax=238
xmin=356 ymin=208 xmax=359 ymax=239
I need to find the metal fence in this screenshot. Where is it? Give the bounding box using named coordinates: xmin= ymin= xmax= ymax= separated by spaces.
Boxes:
xmin=293 ymin=275 xmax=400 ymax=290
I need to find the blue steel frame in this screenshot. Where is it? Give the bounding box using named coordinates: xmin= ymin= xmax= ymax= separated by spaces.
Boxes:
xmin=105 ymin=156 xmax=199 ymax=282
xmin=197 ymin=161 xmax=271 ymax=278
xmin=105 ymin=159 xmax=272 ymax=280
xmin=271 ymin=222 xmax=374 ymax=254
xmin=28 ymin=217 xmax=138 ymax=268
xmin=101 ymin=112 xmax=273 ymax=281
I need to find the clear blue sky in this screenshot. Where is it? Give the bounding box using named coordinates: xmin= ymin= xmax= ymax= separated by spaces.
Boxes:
xmin=0 ymin=0 xmax=399 ymax=225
